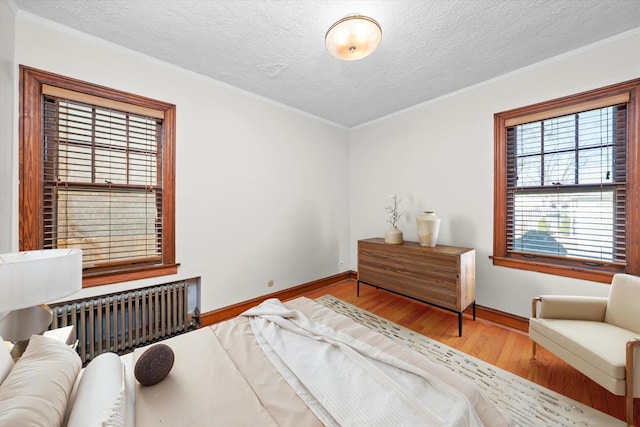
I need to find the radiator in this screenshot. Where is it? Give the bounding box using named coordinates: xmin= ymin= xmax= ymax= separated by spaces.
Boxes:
xmin=50 ymin=281 xmax=198 ymax=364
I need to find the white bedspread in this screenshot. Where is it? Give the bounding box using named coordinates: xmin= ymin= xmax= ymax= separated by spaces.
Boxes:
xmin=243 ymin=298 xmax=485 ymax=427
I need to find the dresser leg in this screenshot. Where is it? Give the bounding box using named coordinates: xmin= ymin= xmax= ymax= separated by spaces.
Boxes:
xmin=458 ymin=313 xmax=463 ymax=337
xmin=357 ymin=280 xmax=360 ymax=297
xmin=473 ymin=301 xmax=476 ymax=320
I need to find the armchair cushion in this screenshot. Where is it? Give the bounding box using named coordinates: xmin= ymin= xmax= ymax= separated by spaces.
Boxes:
xmin=536 ymin=295 xmax=607 ymax=321
xmin=604 ymin=273 xmax=640 ymax=334
xmin=530 ymin=319 xmax=636 ymax=380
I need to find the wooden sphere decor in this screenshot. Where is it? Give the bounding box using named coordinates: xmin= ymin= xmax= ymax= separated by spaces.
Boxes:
xmin=134 ymin=343 xmax=175 ymax=386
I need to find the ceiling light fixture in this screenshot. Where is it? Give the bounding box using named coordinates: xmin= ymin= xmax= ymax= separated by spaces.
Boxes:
xmin=325 ymin=15 xmax=382 ymax=61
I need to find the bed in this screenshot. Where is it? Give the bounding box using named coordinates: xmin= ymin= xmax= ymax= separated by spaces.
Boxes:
xmin=0 ymin=297 xmax=509 ymax=426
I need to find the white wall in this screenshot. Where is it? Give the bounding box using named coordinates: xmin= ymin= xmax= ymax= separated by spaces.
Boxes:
xmin=0 ymin=0 xmax=17 ymax=253
xmin=350 ymin=29 xmax=640 ymax=318
xmin=7 ymin=12 xmax=351 ymax=312
xmin=5 ymin=9 xmax=640 ymax=319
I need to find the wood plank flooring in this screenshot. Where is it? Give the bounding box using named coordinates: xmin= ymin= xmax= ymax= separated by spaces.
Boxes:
xmin=300 ymin=279 xmax=638 ymax=425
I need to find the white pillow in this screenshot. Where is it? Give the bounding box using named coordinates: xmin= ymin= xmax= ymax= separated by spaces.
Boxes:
xmin=66 ymin=352 xmax=126 ymax=427
xmin=0 ymin=336 xmax=14 ymax=384
xmin=0 ymin=334 xmax=81 ymax=425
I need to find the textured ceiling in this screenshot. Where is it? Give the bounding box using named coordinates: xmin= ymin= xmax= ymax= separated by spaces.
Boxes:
xmin=12 ymin=0 xmax=640 ymax=127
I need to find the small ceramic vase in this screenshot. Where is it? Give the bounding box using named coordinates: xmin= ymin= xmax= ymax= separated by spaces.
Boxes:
xmin=385 ymin=226 xmax=403 ymax=244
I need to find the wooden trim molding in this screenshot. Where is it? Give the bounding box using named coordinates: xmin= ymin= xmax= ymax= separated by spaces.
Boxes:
xmin=199 ymin=271 xmax=529 ymax=334
xmin=491 ymin=256 xmax=614 ymax=284
xmin=504 ymin=92 xmax=630 ymax=127
xmin=199 ymin=271 xmax=357 ymax=326
xmin=474 ymin=305 xmax=529 ymax=333
xmin=42 ymin=84 xmax=165 ymax=119
xmin=82 ymin=263 xmax=180 ymax=288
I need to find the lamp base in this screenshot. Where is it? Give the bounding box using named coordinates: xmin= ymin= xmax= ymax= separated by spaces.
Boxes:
xmin=7 ymin=339 xmax=30 ymax=360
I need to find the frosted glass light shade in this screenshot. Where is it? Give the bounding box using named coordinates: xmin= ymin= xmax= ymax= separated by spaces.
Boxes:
xmin=325 ymin=15 xmax=382 ymax=61
xmin=0 ymin=249 xmax=82 ymax=312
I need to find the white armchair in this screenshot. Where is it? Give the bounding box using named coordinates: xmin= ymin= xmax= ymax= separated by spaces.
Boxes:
xmin=529 ymin=273 xmax=640 ymax=426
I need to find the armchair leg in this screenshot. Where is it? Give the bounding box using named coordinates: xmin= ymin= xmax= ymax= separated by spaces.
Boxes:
xmin=626 ymin=339 xmax=640 ymax=426
xmin=531 ymin=297 xmax=542 ymax=361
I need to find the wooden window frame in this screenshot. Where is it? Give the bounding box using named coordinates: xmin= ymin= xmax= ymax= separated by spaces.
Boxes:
xmin=493 ymin=79 xmax=640 ymax=284
xmin=19 ymin=66 xmax=178 ymax=287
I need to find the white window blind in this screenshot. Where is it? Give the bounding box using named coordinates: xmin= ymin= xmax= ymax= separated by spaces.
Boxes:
xmin=42 ymin=95 xmax=165 ymax=271
xmin=506 ymin=104 xmax=627 ymax=265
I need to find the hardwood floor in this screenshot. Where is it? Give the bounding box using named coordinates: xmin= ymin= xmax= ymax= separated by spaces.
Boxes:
xmin=301 ymin=279 xmax=638 ymax=425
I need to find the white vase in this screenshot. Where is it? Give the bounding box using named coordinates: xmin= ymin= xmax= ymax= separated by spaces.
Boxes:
xmin=416 ymin=211 xmax=441 ymax=247
xmin=385 ymin=226 xmax=403 ymax=244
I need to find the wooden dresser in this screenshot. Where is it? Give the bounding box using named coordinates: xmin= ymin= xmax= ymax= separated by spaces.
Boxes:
xmin=357 ymin=238 xmax=476 ymax=336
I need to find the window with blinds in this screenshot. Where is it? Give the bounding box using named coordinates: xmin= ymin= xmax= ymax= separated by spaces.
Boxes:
xmin=20 ymin=66 xmax=177 ymax=287
xmin=493 ymin=78 xmax=640 ymax=283
xmin=42 ymin=96 xmax=163 ymax=269
xmin=506 ymin=105 xmax=626 ymax=264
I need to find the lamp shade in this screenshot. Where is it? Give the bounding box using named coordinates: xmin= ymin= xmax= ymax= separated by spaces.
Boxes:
xmin=325 ymin=15 xmax=382 ymax=61
xmin=0 ymin=249 xmax=82 ymax=312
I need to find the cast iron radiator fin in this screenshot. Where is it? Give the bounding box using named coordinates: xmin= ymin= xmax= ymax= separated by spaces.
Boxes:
xmin=49 ymin=281 xmax=197 ymax=364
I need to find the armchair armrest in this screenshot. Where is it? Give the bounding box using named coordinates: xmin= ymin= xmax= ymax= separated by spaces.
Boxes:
xmin=531 ymin=295 xmax=608 ymax=321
